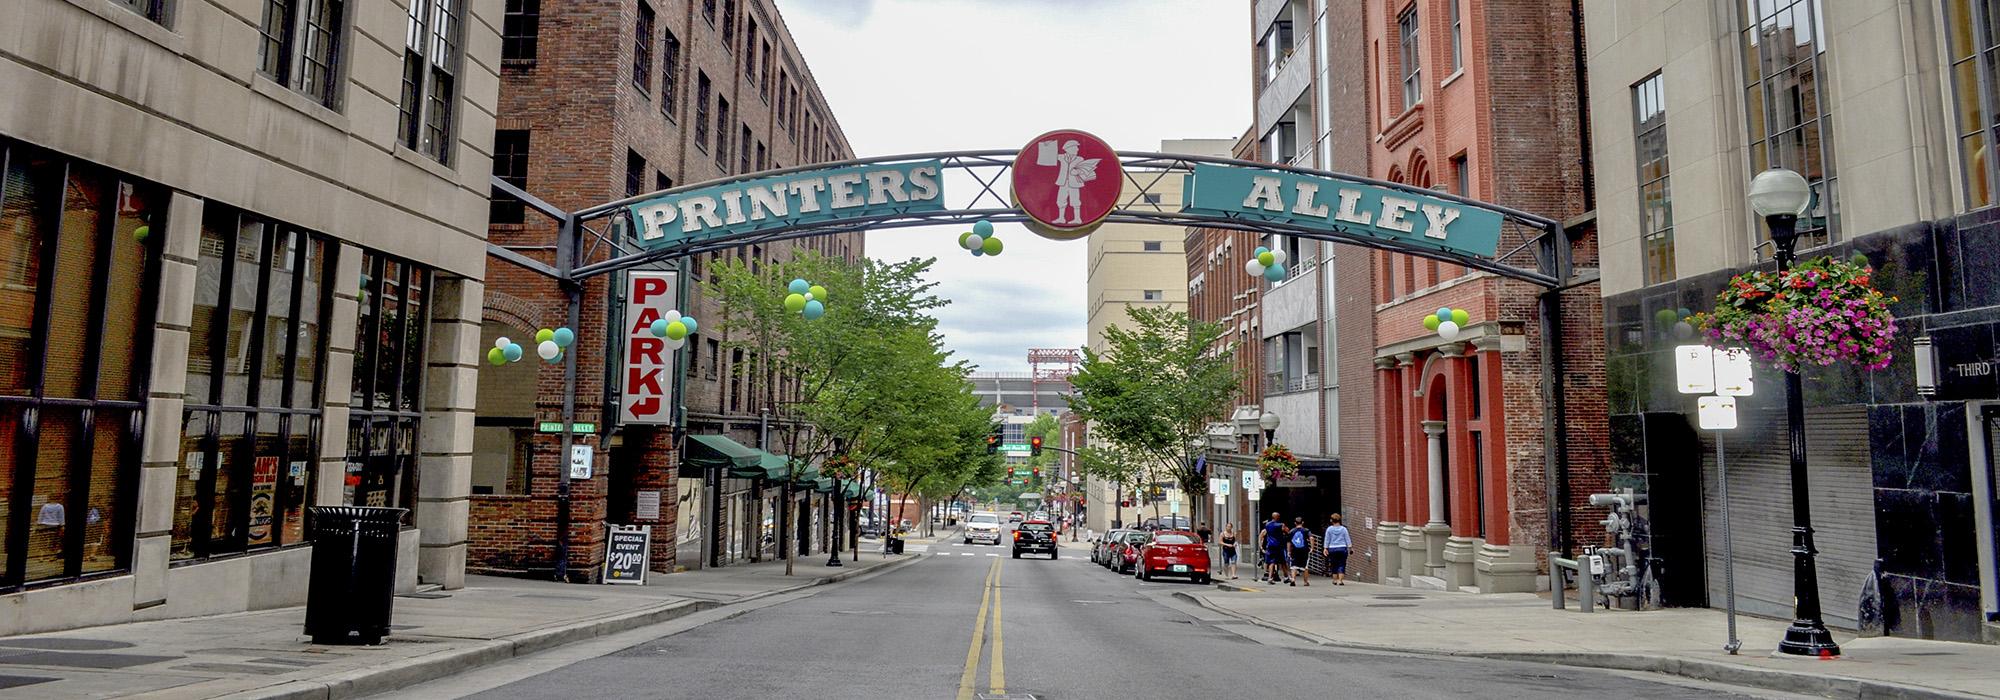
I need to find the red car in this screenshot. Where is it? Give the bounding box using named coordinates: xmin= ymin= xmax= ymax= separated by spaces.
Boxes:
xmin=1135 ymin=530 xmax=1210 ymax=584
xmin=1108 ymin=530 xmax=1150 ymax=574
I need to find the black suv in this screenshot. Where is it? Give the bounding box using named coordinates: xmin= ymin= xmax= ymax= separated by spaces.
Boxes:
xmin=1012 ymin=520 xmax=1057 ymax=559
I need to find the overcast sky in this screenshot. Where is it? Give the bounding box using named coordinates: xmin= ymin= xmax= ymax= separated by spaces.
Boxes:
xmin=783 ymin=0 xmax=1250 ymax=373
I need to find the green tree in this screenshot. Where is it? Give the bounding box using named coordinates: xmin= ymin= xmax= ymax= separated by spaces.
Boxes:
xmin=1067 ymin=306 xmax=1240 ymax=498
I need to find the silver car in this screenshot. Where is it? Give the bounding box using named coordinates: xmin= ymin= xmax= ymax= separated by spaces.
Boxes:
xmin=963 ymin=512 xmax=1002 ymax=545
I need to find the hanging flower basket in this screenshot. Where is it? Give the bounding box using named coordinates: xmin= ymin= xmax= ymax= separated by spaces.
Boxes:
xmin=824 ymin=455 xmax=860 ymax=481
xmin=1696 ymin=255 xmax=1898 ymax=373
xmin=1258 ymin=443 xmax=1300 ymax=483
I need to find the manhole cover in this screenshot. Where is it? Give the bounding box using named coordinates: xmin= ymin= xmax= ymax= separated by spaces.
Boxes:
xmin=1365 ymin=603 xmax=1419 ymax=608
xmin=0 ymin=638 xmax=133 ymax=651
xmin=1372 ymin=594 xmax=1424 ymax=600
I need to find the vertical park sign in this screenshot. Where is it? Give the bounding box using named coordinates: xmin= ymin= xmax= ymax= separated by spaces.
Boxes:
xmin=622 ymin=271 xmax=678 ymax=424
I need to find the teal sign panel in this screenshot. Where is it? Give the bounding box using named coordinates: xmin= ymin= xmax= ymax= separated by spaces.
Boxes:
xmin=628 ymin=161 xmax=945 ymax=249
xmin=1181 ymin=163 xmax=1505 ymax=258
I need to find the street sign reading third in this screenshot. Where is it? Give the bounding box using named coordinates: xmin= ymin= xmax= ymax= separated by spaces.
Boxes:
xmin=1011 ymin=129 xmax=1121 ymax=240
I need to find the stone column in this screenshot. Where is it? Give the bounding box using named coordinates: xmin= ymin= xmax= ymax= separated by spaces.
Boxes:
xmin=1395 ymin=353 xmax=1426 ymax=584
xmin=1373 ymin=357 xmax=1403 ymax=585
xmin=1438 ymin=344 xmax=1479 ymax=590
xmin=416 ymin=277 xmax=481 ymax=589
xmin=1421 ymin=419 xmax=1450 ymax=577
xmin=318 ymin=243 xmax=362 ymax=508
xmin=131 ymin=192 xmax=205 ymax=611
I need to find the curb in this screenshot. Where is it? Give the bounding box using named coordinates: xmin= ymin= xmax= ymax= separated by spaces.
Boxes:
xmin=226 ymin=554 xmax=925 ymax=700
xmin=1171 ymin=591 xmax=1986 ymax=700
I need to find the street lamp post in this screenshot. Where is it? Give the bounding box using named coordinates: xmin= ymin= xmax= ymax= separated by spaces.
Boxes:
xmin=1748 ymin=167 xmax=1840 ymax=657
xmin=1258 ymin=411 xmax=1281 ymax=450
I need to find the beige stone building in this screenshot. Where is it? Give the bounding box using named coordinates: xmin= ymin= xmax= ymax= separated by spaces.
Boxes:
xmin=0 ymin=0 xmax=496 ymax=634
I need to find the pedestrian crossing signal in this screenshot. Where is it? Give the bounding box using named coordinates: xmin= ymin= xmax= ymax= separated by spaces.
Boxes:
xmin=1030 ymin=436 xmax=1043 ymax=456
xmin=985 ymin=434 xmax=1000 ymax=455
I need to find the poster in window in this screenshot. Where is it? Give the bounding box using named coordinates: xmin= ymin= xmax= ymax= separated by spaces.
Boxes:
xmin=248 ymin=456 xmax=279 ymax=544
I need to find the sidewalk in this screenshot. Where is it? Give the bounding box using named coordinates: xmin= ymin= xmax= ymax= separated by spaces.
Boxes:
xmin=0 ymin=551 xmax=922 ymax=700
xmin=1179 ymin=578 xmax=1998 ymax=699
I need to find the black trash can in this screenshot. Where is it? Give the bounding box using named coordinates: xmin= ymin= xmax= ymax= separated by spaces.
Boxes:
xmin=888 ymin=536 xmax=905 ymax=555
xmin=304 ymin=506 xmax=406 ymax=645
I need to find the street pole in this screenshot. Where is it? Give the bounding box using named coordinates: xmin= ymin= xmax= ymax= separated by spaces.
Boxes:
xmin=1765 ymin=210 xmax=1840 ymax=657
xmin=1719 ymin=434 xmax=1741 ymax=654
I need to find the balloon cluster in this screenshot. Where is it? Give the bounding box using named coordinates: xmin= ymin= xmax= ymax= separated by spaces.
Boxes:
xmin=1244 ymin=246 xmax=1288 ymax=281
xmin=958 ymin=220 xmax=1003 ymax=257
xmin=1655 ymin=307 xmax=1697 ymax=340
xmin=648 ymin=309 xmax=700 ymax=348
xmin=1422 ymin=307 xmax=1472 ymax=341
xmin=487 ymin=326 xmax=576 ymax=366
xmin=783 ymin=278 xmax=829 ymax=320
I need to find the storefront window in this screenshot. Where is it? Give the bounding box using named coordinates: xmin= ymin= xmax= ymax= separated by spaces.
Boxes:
xmin=172 ymin=203 xmax=326 ymax=561
xmin=0 ymin=141 xmax=159 ymax=589
xmin=347 ymin=252 xmax=430 ymax=520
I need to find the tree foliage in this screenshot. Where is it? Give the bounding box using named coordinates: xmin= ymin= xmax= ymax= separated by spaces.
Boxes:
xmin=1066 ymin=306 xmax=1240 ymax=496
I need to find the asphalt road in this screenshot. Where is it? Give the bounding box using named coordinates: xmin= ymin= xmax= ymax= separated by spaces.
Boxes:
xmin=409 ymin=530 xmax=1805 ymax=700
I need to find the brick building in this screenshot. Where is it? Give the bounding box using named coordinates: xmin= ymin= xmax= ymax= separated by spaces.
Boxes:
xmin=1184 ymin=130 xmax=1269 ymax=544
xmin=473 ymin=0 xmax=862 ymax=580
xmin=1244 ymin=0 xmax=1604 ymax=591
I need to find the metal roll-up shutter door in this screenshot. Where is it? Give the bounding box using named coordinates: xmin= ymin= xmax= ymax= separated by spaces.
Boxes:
xmin=1702 ymin=405 xmax=1876 ymax=628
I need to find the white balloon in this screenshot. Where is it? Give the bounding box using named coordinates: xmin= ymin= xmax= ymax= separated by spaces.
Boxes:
xmin=668 ymin=336 xmax=687 ymax=350
xmin=965 ymin=234 xmax=985 ymax=251
xmin=1245 ymin=260 xmax=1266 ymax=276
xmin=494 ymin=336 xmax=510 ymax=350
xmin=1271 ymin=249 xmax=1289 ymax=265
xmin=664 ymin=309 xmax=682 ymax=323
xmin=537 ymin=340 xmax=560 ymax=360
xmin=804 ymin=292 xmax=814 ymax=301
xmin=1437 ymin=320 xmax=1461 ymax=341
xmin=1673 ymin=320 xmax=1695 ymax=340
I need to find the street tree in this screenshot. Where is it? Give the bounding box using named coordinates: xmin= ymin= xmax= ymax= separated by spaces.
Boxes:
xmin=1066 ymin=306 xmax=1240 ymax=503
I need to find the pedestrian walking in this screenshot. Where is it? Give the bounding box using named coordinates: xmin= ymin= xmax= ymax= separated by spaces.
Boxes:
xmin=1323 ymin=514 xmax=1351 ymax=586
xmin=1196 ymin=521 xmax=1212 ymax=544
xmin=1260 ymin=512 xmax=1286 ymax=583
xmin=1218 ymin=523 xmax=1239 ymax=580
xmin=1288 ymin=516 xmax=1310 ymax=586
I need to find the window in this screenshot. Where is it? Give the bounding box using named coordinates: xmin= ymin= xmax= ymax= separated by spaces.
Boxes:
xmin=789 ymin=86 xmax=802 ymax=139
xmin=694 ymin=72 xmax=711 ymax=151
xmin=755 ymin=141 xmax=768 ymax=171
xmin=633 ymin=2 xmax=654 ymax=95
xmin=397 ymin=0 xmax=463 ymax=163
xmin=721 ymin=0 xmax=736 ymax=50
xmin=346 ymin=253 xmax=432 ymax=517
xmin=1 ymin=143 xmax=163 ymax=587
xmin=776 ymin=73 xmax=790 ymax=131
xmin=1740 ymin=0 xmax=1836 ymax=249
xmin=626 ymin=150 xmax=645 ymax=198
xmin=655 ymin=171 xmax=672 ymax=193
xmin=745 ymin=19 xmax=759 ymax=82
xmin=1469 ymin=432 xmax=1485 ymax=537
xmin=502 ymin=0 xmax=540 ymax=62
xmin=716 ymin=98 xmax=732 ymax=170
xmin=1141 ymin=193 xmax=1163 ymax=204
xmin=1259 ymin=19 xmax=1294 ymax=85
xmin=739 ymin=125 xmax=753 ymax=174
xmin=1633 ymin=73 xmax=1676 ymax=284
xmin=1945 ymin=0 xmax=2000 ymax=210
xmin=662 ymin=29 xmax=682 ymax=119
xmin=1451 ymin=153 xmax=1469 ymax=196
xmin=114 ymin=0 xmax=170 ymax=24
xmin=177 ymin=202 xmax=328 ymax=562
xmin=1398 ymin=6 xmax=1421 ymax=110
xmin=258 ymin=0 xmax=346 ymax=107
xmin=702 ymin=0 xmax=716 ymax=25
xmin=1448 ymin=0 xmax=1462 ymax=74
xmin=760 ymin=42 xmax=773 ymax=102
xmin=705 ymin=338 xmax=720 ymax=379
xmin=1262 ymin=326 xmax=1320 ymax=394
xmin=490 ymin=130 xmax=530 ymax=224
xmin=470 ymin=426 xmax=530 ymax=495
xmin=1142 ymin=290 xmax=1163 ymax=301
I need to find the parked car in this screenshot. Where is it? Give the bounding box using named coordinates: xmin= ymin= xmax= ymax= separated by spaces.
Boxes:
xmin=1007 ymin=511 xmax=1025 ymax=523
xmin=1108 ymin=530 xmax=1152 ymax=574
xmin=1012 ymin=520 xmax=1058 ymax=559
xmin=1092 ymin=529 xmax=1132 ymax=566
xmin=1140 ymin=516 xmax=1191 ymax=531
xmin=963 ymin=512 xmax=1003 ymax=545
xmin=1134 ymin=530 xmax=1210 ymax=584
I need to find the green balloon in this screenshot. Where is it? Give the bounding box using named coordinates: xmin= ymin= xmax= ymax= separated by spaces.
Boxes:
xmin=1423 ymin=314 xmax=1441 ymax=331
xmin=785 ymin=293 xmax=807 ymax=312
xmin=809 ymin=284 xmax=829 ymax=300
xmin=1654 ymin=308 xmax=1677 ymax=326
xmin=1451 ymin=308 xmax=1469 ymax=325
xmin=959 ymin=232 xmax=973 ymax=248
xmin=982 ymin=237 xmax=1002 ymax=255
xmin=536 ymin=328 xmax=555 ymax=343
xmin=132 ymin=225 xmax=150 ymax=242
xmin=487 ymin=347 xmax=505 ymax=366
xmin=1257 ymin=251 xmax=1275 ymax=266
xmin=665 ymin=321 xmax=689 ymax=340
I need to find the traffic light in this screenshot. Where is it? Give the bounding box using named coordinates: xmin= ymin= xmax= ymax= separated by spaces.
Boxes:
xmin=1032 ymin=467 xmax=1041 ymax=480
xmin=1030 ymin=435 xmax=1043 ymax=456
xmin=985 ymin=434 xmax=1000 ymax=455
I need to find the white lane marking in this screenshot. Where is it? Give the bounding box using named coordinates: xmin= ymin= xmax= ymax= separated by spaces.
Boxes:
xmin=961 ymin=552 xmax=975 ymax=556
xmin=985 ymin=553 xmax=998 ymax=557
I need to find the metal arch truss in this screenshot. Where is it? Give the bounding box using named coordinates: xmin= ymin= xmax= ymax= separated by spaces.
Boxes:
xmin=492 ymin=149 xmax=1574 ymax=289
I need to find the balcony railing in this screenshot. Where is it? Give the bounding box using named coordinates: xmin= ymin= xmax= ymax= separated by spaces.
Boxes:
xmin=1263 ymin=372 xmax=1321 ymax=395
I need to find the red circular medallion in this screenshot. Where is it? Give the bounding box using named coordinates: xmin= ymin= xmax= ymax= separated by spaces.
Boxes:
xmin=1011 ymin=129 xmax=1121 ymax=239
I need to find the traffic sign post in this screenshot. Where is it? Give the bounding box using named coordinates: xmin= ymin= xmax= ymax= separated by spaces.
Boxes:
xmin=1678 ymin=344 xmax=1751 ymax=654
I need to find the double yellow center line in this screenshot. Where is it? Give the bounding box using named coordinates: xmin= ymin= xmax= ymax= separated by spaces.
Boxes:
xmin=955 ymin=558 xmax=1005 ymax=700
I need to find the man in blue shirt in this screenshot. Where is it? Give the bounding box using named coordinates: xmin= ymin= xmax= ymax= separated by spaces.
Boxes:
xmin=1322 ymin=513 xmax=1352 ymax=586
xmin=1261 ymin=512 xmax=1287 ymax=583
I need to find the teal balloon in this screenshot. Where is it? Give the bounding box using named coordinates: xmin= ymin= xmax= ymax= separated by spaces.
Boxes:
xmin=1678 ymin=307 xmax=1692 ymax=319
xmin=487 ymin=348 xmax=505 ymax=366
xmin=1263 ymin=263 xmax=1285 ymax=281
xmin=788 ymin=278 xmax=811 ymax=294
xmin=973 ymin=220 xmax=994 ymax=236
xmin=544 ymin=352 xmax=563 ymax=364
xmin=1423 ymin=314 xmax=1441 ymax=331
xmin=971 ymin=247 xmax=984 ymax=257
xmin=503 ymin=343 xmax=523 ymax=362
xmin=1450 ymin=309 xmax=1469 ymax=325
xmin=802 ymin=299 xmax=826 ymax=320
xmin=680 ymin=317 xmax=697 ymax=334
xmin=982 ymin=237 xmax=1003 ymax=255
xmin=784 ymin=293 xmax=807 ymax=312
xmin=552 ymin=327 xmax=575 ymax=348
xmin=651 ymin=318 xmax=669 ymax=337
xmin=1436 ymin=307 xmax=1453 ymax=320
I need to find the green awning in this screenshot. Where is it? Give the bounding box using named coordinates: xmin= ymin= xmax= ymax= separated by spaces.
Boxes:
xmin=790 ymin=463 xmax=820 ymax=485
xmin=812 ymin=476 xmax=834 ymax=493
xmin=842 ymin=481 xmax=864 ymax=499
xmin=681 ymin=434 xmax=760 ymax=477
xmin=731 ymin=450 xmax=792 ymax=481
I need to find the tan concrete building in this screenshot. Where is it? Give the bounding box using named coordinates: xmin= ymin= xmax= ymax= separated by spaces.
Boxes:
xmin=0 ymin=0 xmax=496 ymax=634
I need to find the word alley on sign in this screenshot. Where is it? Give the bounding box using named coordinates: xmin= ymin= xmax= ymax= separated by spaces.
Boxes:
xmin=1182 ymin=163 xmax=1504 ymax=258
xmin=628 ymin=161 xmax=945 ymax=248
